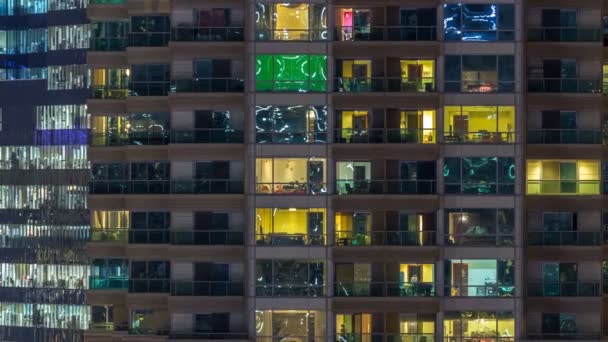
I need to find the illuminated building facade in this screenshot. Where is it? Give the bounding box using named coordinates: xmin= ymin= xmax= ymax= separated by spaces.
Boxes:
xmin=84 ymin=0 xmax=608 ymax=341
xmin=0 ymin=0 xmax=90 ymax=340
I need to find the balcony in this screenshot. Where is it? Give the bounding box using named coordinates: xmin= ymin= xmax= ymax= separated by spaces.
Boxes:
xmin=527 ymin=333 xmax=600 ymax=340
xmin=335 ymin=180 xmax=436 ymax=195
xmin=130 ymin=81 xmax=170 ymax=96
xmin=127 ymin=32 xmax=170 ymax=47
xmin=171 ymin=27 xmax=244 ymax=42
xmin=89 ymin=276 xmax=128 ymax=290
xmin=255 ymin=284 xmax=324 ymax=297
xmin=90 ymin=229 xmax=127 ymax=243
xmin=526 ymin=281 xmax=600 ymax=296
xmin=527 ymin=78 xmax=601 ymax=93
xmin=255 ymin=182 xmax=327 ymax=195
xmin=171 ymin=231 xmax=243 ymax=245
xmin=89 ymin=180 xmax=244 ymax=195
xmin=89 ymin=130 xmax=244 ymax=146
xmin=258 ymin=29 xmax=327 ymax=41
xmin=334 ymin=26 xmax=436 ymax=41
xmin=169 ymin=332 xmax=249 ymax=340
xmin=334 ymin=77 xmax=435 ymax=93
xmin=443 ymin=132 xmax=514 ymax=144
xmin=129 ymin=279 xmax=170 ymax=293
xmin=527 ymin=129 xmax=601 ymax=144
xmin=256 ymin=234 xmax=325 ymax=246
xmin=334 ymin=129 xmax=435 ymax=144
xmin=526 ymin=180 xmax=601 ymax=195
xmin=170 ymin=281 xmax=243 ymax=296
xmin=334 ymin=231 xmax=436 ymax=247
xmin=171 ymin=78 xmax=244 ymax=93
xmin=128 ymin=229 xmax=170 ymax=244
xmin=446 ymin=284 xmax=515 ymax=297
xmin=90 ymin=86 xmax=128 ymax=99
xmin=527 ymin=231 xmax=601 ymax=246
xmin=445 ymin=234 xmax=514 ymax=247
xmin=335 ymin=334 xmax=436 ymax=342
xmin=528 ymin=28 xmax=601 ymax=42
xmin=334 ymin=282 xmax=435 ymax=297
xmin=89 ymin=38 xmax=127 ymax=51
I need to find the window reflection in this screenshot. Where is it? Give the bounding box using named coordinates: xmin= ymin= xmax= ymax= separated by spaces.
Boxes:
xmin=444 ymin=157 xmax=516 ymax=194
xmin=255 ymin=105 xmax=327 ymax=144
xmin=256 ymin=54 xmax=327 ymax=92
xmin=444 ymin=4 xmax=515 ymax=41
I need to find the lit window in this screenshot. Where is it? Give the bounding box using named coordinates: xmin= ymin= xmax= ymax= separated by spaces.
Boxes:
xmin=256 ymin=54 xmax=327 ymax=92
xmin=444 ymin=105 xmax=515 ymax=143
xmin=526 ymin=160 xmax=600 ymax=195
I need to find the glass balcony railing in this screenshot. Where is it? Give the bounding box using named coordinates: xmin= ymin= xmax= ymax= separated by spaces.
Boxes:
xmin=526 ymin=180 xmax=601 ymax=195
xmin=541 ymin=129 xmax=604 ymax=144
xmin=445 ymin=80 xmax=515 ymax=93
xmin=334 ymin=231 xmax=436 ymax=246
xmin=527 ymin=27 xmax=601 ymax=42
xmin=129 ymin=82 xmax=170 ymax=96
xmin=256 ymin=131 xmax=327 ymax=144
xmin=170 ymin=281 xmax=243 ymax=296
xmin=334 ymin=128 xmax=436 ymax=144
xmin=89 ymin=38 xmax=127 ymax=51
xmin=334 ymin=282 xmax=435 ymax=297
xmin=255 ymin=182 xmax=327 ymax=195
xmin=335 ymin=179 xmax=436 ymax=195
xmin=527 ymin=333 xmax=600 ymax=341
xmin=337 ymin=334 xmax=437 ymax=342
xmin=257 ymin=29 xmax=327 ymax=41
xmin=90 ymin=229 xmax=128 ymax=242
xmin=127 ymin=32 xmax=170 ymax=47
xmin=445 ymin=234 xmax=514 ymax=246
xmin=526 ymin=281 xmax=600 ymax=296
xmin=334 ymin=26 xmax=437 ymax=41
xmin=527 ymin=231 xmax=601 ymax=246
xmin=90 ymin=86 xmax=129 ymax=99
xmin=89 ymin=180 xmax=244 ymax=194
xmin=129 ymin=229 xmax=170 ymax=244
xmin=171 ymin=27 xmax=244 ymax=42
xmin=89 ymin=130 xmax=244 ymax=146
xmin=334 ymin=77 xmax=435 ymax=93
xmin=255 ymin=233 xmax=325 ymax=246
xmin=527 ymin=78 xmax=601 ymax=93
xmin=88 ymin=276 xmax=128 ymax=290
xmin=171 ymin=78 xmax=244 ymax=92
xmin=446 ymin=283 xmax=515 ymax=297
xmin=89 ymin=0 xmax=124 ymax=4
xmin=443 ymin=131 xmax=514 ymax=144
xmin=129 ymin=279 xmax=170 ymax=293
xmin=171 ymin=230 xmax=243 ymax=245
xmin=170 ymin=332 xmax=249 ymax=340
xmin=527 ymin=129 xmax=601 ymax=144
xmin=255 ymin=284 xmax=324 ymax=297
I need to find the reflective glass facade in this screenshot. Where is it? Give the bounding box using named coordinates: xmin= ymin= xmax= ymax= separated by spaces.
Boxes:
xmin=0 ymin=0 xmax=89 ymax=338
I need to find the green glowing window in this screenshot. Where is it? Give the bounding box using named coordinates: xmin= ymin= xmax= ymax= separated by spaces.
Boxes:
xmin=256 ymin=54 xmax=327 ymax=92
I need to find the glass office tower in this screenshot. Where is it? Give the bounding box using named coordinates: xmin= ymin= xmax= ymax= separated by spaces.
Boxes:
xmin=0 ymin=0 xmax=90 ymax=341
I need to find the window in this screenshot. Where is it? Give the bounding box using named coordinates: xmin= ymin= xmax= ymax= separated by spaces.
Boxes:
xmin=0 ymin=29 xmax=46 ymax=54
xmin=129 ymin=64 xmax=170 ymax=96
xmin=526 ymin=160 xmax=600 ymax=195
xmin=90 ymin=258 xmax=128 ymax=290
xmin=36 ymin=105 xmax=88 ymax=130
xmin=91 ymin=68 xmax=130 ymax=99
xmin=129 ymin=16 xmax=170 ymax=46
xmin=255 ymin=260 xmax=324 ymax=296
xmin=129 ymin=260 xmax=170 ymax=292
xmin=0 ymin=263 xmax=90 ymax=289
xmin=48 ymin=25 xmax=90 ymax=50
xmin=256 ymin=310 xmax=326 ymax=340
xmin=90 ymin=113 xmax=170 ymax=146
xmin=255 ymin=208 xmax=325 ymax=246
xmin=444 ymin=311 xmax=514 ymax=340
xmin=444 ymin=4 xmax=515 ymax=41
xmin=335 ymin=161 xmax=371 ymax=194
xmin=0 ymin=185 xmax=86 ymax=209
xmin=255 ymin=158 xmax=326 ymax=195
xmin=48 ymin=65 xmax=89 ymax=90
xmin=444 ymin=55 xmax=514 ymax=93
xmin=444 ymin=105 xmax=515 ymax=143
xmin=334 ymin=59 xmax=372 ymax=92
xmin=0 ymin=145 xmax=87 ymax=170
xmin=445 ymin=259 xmax=514 ymax=297
xmin=256 ymin=3 xmax=327 ymax=41
xmin=444 ymin=157 xmax=516 ymax=194
xmin=399 ymin=60 xmax=435 ymax=92
xmin=335 ymin=211 xmax=371 ymax=246
xmin=90 ymin=21 xmax=128 ymax=51
xmin=445 ymin=208 xmax=514 ymax=246
xmin=256 ymin=105 xmax=327 ymax=144
xmin=256 ymin=54 xmax=327 ymax=92
xmin=335 ymin=8 xmax=372 ymax=41
xmin=542 ymin=313 xmax=576 ymax=336
xmin=91 ymin=210 xmax=129 ymax=242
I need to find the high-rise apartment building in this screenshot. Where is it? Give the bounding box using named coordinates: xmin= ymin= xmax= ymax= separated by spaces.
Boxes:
xmin=84 ymin=0 xmax=607 ymax=341
xmin=0 ymin=0 xmax=90 ymax=340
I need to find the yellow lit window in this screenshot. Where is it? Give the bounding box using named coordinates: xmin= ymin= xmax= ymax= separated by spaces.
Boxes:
xmin=336 ymin=313 xmax=372 ymax=335
xmin=91 ymin=210 xmax=129 ymax=230
xmin=255 ymin=158 xmax=326 ymax=194
xmin=400 ymin=110 xmax=436 ymax=143
xmin=526 ymin=160 xmax=600 ymax=195
xmin=255 ymin=208 xmax=325 ymax=245
xmin=274 ymin=4 xmax=309 ymax=40
xmin=444 ymin=105 xmax=514 ymax=143
xmin=400 ymin=263 xmax=434 ymax=283
xmin=335 ymin=211 xmax=370 ymax=245
xmin=341 ymin=59 xmax=372 ymax=78
xmin=400 ymin=60 xmax=435 ymax=92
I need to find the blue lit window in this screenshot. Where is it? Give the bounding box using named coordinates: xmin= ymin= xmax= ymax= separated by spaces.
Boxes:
xmin=443 ymin=4 xmax=514 ymax=41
